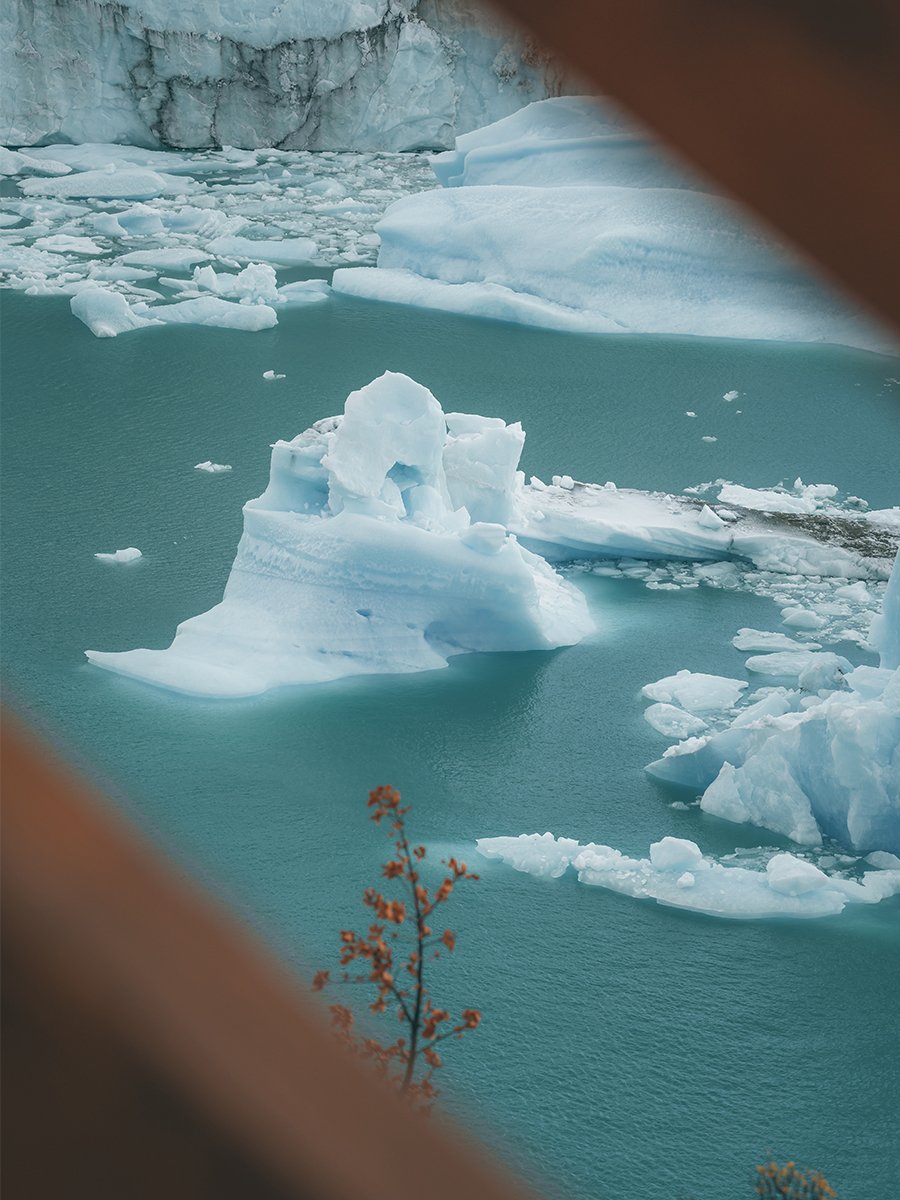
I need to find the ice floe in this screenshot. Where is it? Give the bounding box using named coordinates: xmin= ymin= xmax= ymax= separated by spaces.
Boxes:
xmin=476 ymin=833 xmax=900 ymax=920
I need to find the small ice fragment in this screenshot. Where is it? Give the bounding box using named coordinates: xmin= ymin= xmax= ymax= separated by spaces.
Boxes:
xmin=676 ymin=872 xmax=695 ymax=888
xmin=554 ymin=474 xmax=575 ymax=490
xmin=697 ymin=504 xmax=726 ymax=530
xmin=701 ymin=435 xmax=718 ymax=443
xmin=781 ymin=606 xmax=827 ymax=630
xmin=723 ymin=390 xmax=739 ymax=401
xmin=95 ymin=547 xmax=142 ymax=563
xmin=649 ymin=837 xmax=703 ymax=871
xmin=194 ymin=461 xmax=232 ymax=473
xmin=866 ymin=851 xmax=900 ymax=870
xmin=685 ymin=411 xmax=696 ymax=417
xmin=263 ymin=369 xmax=286 ymax=380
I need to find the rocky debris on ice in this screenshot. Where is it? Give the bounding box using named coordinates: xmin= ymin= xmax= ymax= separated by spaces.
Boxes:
xmin=85 ymin=372 xmax=594 ymax=697
xmin=333 ymin=97 xmax=893 ymax=353
xmin=475 ymin=833 xmax=900 ymax=919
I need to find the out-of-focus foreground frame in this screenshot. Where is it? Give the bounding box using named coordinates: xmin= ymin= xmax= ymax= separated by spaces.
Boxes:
xmin=493 ymin=0 xmax=900 ymax=340
xmin=4 ymin=2 xmax=900 ymax=1197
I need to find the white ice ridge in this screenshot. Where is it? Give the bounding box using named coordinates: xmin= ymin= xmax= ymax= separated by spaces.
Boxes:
xmin=333 ymin=97 xmax=895 ymax=353
xmin=1 ymin=1 xmax=570 ymax=151
xmin=85 ymin=373 xmax=594 ymax=697
xmin=475 ymin=834 xmax=900 ymax=920
xmin=642 ymin=552 xmax=900 ymax=856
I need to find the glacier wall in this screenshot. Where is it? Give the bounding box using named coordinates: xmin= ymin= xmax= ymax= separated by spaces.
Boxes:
xmin=1 ymin=0 xmax=570 ymax=150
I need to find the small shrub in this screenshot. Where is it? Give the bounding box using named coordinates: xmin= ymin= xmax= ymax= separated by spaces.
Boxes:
xmin=313 ymin=785 xmax=480 ymax=1108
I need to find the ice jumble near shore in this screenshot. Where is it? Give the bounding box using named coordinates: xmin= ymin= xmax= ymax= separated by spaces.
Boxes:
xmin=86 ymin=372 xmax=594 ymax=696
xmin=333 ymin=96 xmax=894 ymax=354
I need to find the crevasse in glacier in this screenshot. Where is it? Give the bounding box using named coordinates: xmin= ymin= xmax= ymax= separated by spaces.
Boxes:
xmin=332 ymin=97 xmax=895 ymax=353
xmin=85 ymin=372 xmax=594 ymax=696
xmin=1 ymin=0 xmax=569 ymax=150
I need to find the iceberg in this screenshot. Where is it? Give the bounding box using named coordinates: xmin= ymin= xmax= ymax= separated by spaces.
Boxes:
xmin=644 ymin=553 xmax=900 ymax=855
xmin=85 ymin=372 xmax=594 ymax=697
xmin=476 ymin=833 xmax=900 ymax=920
xmin=333 ymin=97 xmax=894 ymax=353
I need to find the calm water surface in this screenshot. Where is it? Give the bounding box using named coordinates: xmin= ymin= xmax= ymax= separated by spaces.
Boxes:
xmin=2 ymin=288 xmax=899 ymax=1199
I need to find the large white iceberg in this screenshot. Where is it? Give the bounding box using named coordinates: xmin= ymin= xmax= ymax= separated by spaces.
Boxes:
xmin=85 ymin=372 xmax=594 ymax=696
xmin=333 ymin=97 xmax=894 ymax=353
xmin=476 ymin=833 xmax=900 ymax=920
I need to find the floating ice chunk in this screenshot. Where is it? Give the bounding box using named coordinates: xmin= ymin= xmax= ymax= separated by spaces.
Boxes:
xmin=722 ymin=390 xmax=739 ymax=401
xmin=277 ymin=278 xmax=331 ymax=304
xmin=0 ymin=146 xmax=71 ymax=177
xmin=642 ymin=669 xmax=747 ymax=713
xmin=476 ymin=834 xmax=900 ymax=919
xmin=697 ymin=505 xmax=726 ymax=530
xmin=85 ymin=373 xmax=593 ymax=697
xmin=194 ymin=461 xmax=232 ymax=473
xmin=765 ymin=854 xmax=831 ymax=896
xmin=120 ymin=248 xmax=210 ymax=272
xmin=732 ymin=628 xmax=819 ymax=652
xmin=866 ymin=851 xmax=900 ymax=870
xmin=141 ymin=298 xmax=278 ymax=331
xmin=648 ymin=837 xmax=703 ymax=871
xmin=207 ymin=235 xmax=317 ymax=266
xmin=701 ymin=435 xmax=717 ymax=443
xmin=263 ymin=370 xmax=286 ymax=380
xmin=476 ymin=832 xmax=581 ymax=878
xmin=685 ymin=411 xmax=696 ymax=417
xmin=71 ymin=288 xmax=161 ymax=337
xmin=33 ymin=234 xmax=106 ymax=255
xmin=643 ymin=703 xmax=709 ymax=739
xmin=745 ymin=651 xmax=851 ymax=687
xmin=20 ymin=168 xmax=185 ymax=201
xmin=781 ymin=606 xmax=828 ymax=630
xmin=94 ymin=547 xmax=142 ymax=563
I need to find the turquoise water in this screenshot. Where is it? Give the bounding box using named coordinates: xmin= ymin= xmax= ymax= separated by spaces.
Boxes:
xmin=2 ymin=287 xmax=899 ymax=1199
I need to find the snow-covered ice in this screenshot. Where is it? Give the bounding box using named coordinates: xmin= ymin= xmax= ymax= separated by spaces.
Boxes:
xmin=641 ymin=670 xmax=747 ymax=713
xmin=476 ymin=833 xmax=900 ymax=920
xmin=85 ymin=373 xmax=594 ymax=697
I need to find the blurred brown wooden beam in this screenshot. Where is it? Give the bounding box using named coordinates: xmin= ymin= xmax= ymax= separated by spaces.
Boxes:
xmin=1 ymin=712 xmax=539 ymax=1200
xmin=491 ymin=0 xmax=900 ymax=340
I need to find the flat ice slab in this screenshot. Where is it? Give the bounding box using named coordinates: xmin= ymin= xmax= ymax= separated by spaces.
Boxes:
xmin=476 ymin=833 xmax=900 ymax=920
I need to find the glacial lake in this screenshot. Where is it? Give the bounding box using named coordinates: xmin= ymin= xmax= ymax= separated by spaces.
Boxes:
xmin=2 ymin=286 xmax=899 ymax=1199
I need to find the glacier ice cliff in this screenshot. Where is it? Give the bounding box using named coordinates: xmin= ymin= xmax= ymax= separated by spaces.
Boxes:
xmin=333 ymin=97 xmax=897 ymax=353
xmin=1 ymin=0 xmax=569 ymax=150
xmin=85 ymin=372 xmax=594 ymax=696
